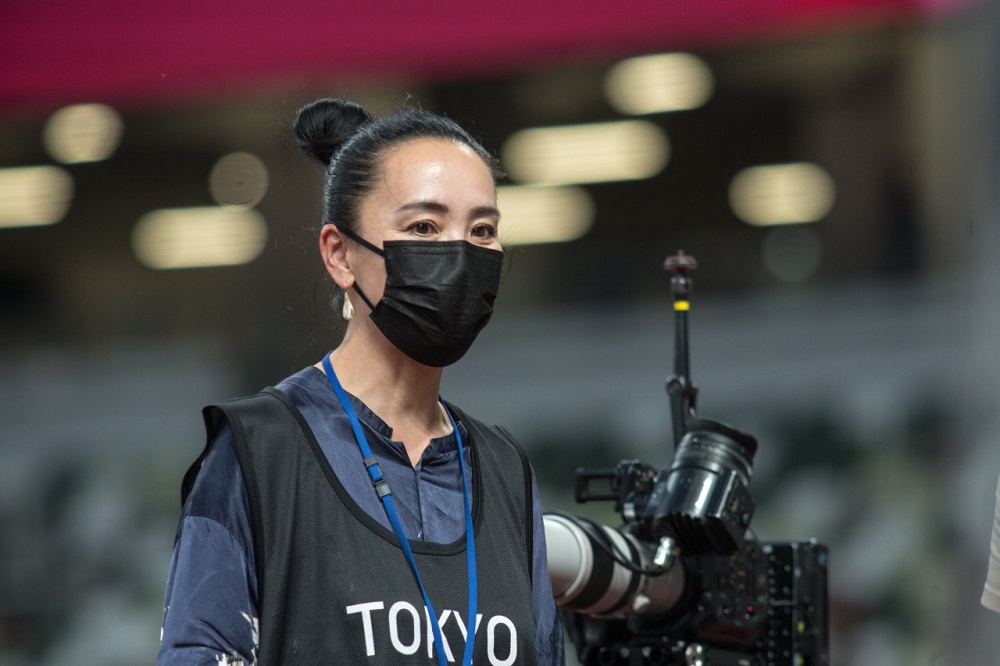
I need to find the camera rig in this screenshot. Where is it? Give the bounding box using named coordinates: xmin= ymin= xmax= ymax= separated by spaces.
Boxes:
xmin=543 ymin=252 xmax=829 ymax=665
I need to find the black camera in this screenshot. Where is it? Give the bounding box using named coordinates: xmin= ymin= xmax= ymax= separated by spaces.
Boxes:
xmin=544 ymin=252 xmax=829 ymax=665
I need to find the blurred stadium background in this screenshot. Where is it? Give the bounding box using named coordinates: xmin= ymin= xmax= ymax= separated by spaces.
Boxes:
xmin=2 ymin=1 xmax=999 ymax=663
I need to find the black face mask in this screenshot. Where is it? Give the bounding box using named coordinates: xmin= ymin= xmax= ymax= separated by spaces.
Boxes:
xmin=338 ymin=226 xmax=504 ymax=367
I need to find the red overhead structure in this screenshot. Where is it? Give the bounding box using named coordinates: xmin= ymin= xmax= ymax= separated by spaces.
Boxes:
xmin=0 ymin=0 xmax=975 ymax=110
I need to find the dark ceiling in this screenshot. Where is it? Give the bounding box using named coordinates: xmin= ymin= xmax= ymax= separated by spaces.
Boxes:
xmin=0 ymin=3 xmax=990 ymax=389
xmin=1 ymin=0 xmax=969 ymax=110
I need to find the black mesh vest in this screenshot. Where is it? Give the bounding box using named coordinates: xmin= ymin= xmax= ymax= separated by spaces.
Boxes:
xmin=190 ymin=388 xmax=538 ymax=665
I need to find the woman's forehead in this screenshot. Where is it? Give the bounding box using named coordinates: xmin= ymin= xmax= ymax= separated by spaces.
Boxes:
xmin=376 ymin=138 xmax=496 ymax=202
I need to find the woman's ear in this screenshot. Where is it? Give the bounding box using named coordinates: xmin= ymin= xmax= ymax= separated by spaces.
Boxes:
xmin=319 ymin=225 xmax=354 ymax=290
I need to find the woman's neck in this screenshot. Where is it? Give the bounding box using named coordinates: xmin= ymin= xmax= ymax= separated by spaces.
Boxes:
xmin=321 ymin=327 xmax=448 ymax=465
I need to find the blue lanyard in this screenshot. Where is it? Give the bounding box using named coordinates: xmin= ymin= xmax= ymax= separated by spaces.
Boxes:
xmin=322 ymin=355 xmax=478 ymax=666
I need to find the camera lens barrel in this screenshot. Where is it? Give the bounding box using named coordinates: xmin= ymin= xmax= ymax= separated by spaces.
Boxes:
xmin=544 ymin=513 xmax=685 ymax=618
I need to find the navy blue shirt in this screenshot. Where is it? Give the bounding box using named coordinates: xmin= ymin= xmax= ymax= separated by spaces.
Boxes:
xmin=158 ymin=365 xmax=564 ymax=665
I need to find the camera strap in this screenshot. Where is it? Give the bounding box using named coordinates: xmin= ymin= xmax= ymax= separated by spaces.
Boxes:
xmin=321 ymin=354 xmax=478 ymax=666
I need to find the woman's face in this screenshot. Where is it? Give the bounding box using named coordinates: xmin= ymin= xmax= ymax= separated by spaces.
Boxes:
xmin=347 ymin=137 xmax=501 ymax=304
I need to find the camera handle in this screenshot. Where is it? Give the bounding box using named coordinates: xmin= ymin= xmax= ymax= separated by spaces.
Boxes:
xmin=664 ymin=250 xmax=699 ymax=450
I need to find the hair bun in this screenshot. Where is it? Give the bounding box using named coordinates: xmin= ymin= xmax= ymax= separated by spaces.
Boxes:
xmin=293 ymin=98 xmax=373 ymax=166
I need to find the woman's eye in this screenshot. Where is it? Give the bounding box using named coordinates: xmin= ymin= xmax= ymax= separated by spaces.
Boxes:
xmin=410 ymin=222 xmax=434 ymax=235
xmin=471 ymin=224 xmax=497 ymax=239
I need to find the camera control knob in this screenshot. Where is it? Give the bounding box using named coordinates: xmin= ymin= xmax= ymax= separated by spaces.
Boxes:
xmin=654 ymin=536 xmax=677 ymax=570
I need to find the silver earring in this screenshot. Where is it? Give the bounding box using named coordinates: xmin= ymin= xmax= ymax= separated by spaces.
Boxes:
xmin=341 ymin=296 xmax=354 ymax=321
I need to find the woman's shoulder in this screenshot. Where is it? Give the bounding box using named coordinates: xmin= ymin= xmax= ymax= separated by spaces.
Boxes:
xmin=182 ymin=424 xmax=246 ymax=523
xmin=200 ymin=365 xmax=330 ymax=436
xmin=274 ymin=364 xmax=339 ymax=412
xmin=274 ymin=364 xmax=326 ymax=392
xmin=445 ymin=403 xmax=528 ymax=466
xmin=445 ymin=402 xmax=518 ymax=443
xmin=177 ymin=424 xmax=255 ymax=573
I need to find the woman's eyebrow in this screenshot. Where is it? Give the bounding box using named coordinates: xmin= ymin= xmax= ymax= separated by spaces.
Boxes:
xmin=472 ymin=205 xmax=501 ymax=221
xmin=396 ymin=200 xmax=449 ymax=214
xmin=396 ymin=200 xmax=500 ymax=220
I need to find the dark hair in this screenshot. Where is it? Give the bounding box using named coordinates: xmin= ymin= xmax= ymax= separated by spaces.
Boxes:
xmin=293 ymin=98 xmax=502 ymax=233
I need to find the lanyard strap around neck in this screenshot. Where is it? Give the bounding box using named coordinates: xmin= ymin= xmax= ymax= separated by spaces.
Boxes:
xmin=321 ymin=354 xmax=478 ymax=666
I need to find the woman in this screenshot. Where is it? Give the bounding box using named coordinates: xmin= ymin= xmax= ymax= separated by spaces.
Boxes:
xmin=157 ymin=99 xmax=564 ymax=665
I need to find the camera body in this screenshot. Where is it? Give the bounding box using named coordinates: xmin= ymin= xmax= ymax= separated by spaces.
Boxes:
xmin=544 ymin=252 xmax=829 ymax=665
xmin=549 ymin=519 xmax=829 ymax=665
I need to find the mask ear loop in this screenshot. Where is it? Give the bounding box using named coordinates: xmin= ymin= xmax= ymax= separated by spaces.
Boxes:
xmin=336 ymin=224 xmax=385 ymax=257
xmin=334 ymin=224 xmax=383 ymax=311
xmin=350 ymin=283 xmax=377 ymax=313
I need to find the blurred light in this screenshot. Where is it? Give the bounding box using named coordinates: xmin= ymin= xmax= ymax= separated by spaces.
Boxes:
xmin=761 ymin=225 xmax=823 ymax=282
xmin=43 ymin=103 xmax=123 ymax=164
xmin=605 ymin=53 xmax=714 ymax=115
xmin=729 ymin=163 xmax=835 ymax=226
xmin=0 ymin=166 xmax=74 ymax=228
xmin=502 ymin=120 xmax=669 ymax=185
xmin=132 ymin=206 xmax=267 ymax=269
xmin=497 ymin=185 xmax=595 ymax=245
xmin=209 ymin=152 xmax=269 ymax=207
